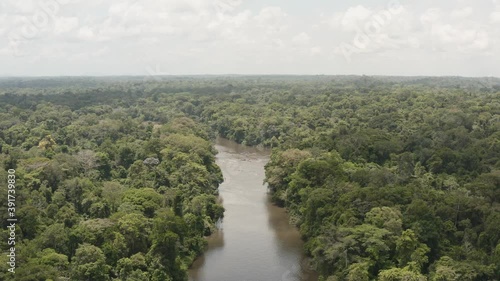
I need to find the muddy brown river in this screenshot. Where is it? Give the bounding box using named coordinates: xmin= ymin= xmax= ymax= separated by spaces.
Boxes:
xmin=188 ymin=138 xmax=318 ymax=281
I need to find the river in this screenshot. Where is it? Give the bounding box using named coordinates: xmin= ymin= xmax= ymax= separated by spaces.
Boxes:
xmin=188 ymin=137 xmax=318 ymax=281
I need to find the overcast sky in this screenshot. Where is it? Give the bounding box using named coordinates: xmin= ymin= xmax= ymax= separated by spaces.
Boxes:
xmin=1 ymin=0 xmax=499 ymax=77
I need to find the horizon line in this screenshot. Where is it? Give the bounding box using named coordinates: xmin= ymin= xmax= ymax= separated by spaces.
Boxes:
xmin=0 ymin=74 xmax=499 ymax=79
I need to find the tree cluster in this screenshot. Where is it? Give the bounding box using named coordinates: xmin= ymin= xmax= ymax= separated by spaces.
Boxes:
xmin=0 ymin=75 xmax=498 ymax=280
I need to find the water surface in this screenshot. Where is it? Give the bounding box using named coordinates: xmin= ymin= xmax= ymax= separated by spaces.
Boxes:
xmin=188 ymin=138 xmax=317 ymax=281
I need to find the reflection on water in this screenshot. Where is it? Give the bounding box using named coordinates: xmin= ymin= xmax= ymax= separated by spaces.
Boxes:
xmin=188 ymin=137 xmax=318 ymax=281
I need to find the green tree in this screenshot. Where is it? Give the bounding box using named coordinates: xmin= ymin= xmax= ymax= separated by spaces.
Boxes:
xmin=71 ymin=243 xmax=110 ymax=281
xmin=378 ymin=266 xmax=427 ymax=281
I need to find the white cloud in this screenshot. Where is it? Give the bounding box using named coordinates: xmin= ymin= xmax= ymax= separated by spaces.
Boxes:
xmin=491 ymin=10 xmax=500 ymax=22
xmin=451 ymin=7 xmax=473 ymax=19
xmin=77 ymin=26 xmax=94 ymax=40
xmin=329 ymin=4 xmax=419 ymax=60
xmin=460 ymin=30 xmax=490 ymax=51
xmin=292 ymin=32 xmax=310 ymax=45
xmin=254 ymin=6 xmax=288 ymax=33
xmin=419 ymin=8 xmax=491 ymax=53
xmin=214 ymin=0 xmax=242 ymax=14
xmin=420 ymin=8 xmax=442 ymax=25
xmin=310 ymin=46 xmax=322 ymax=55
xmin=54 ymin=17 xmax=79 ymax=35
xmin=491 ymin=0 xmax=500 ymax=22
xmin=0 ymin=1 xmax=498 ymax=76
xmin=0 ymin=14 xmax=8 ymax=36
xmin=255 ymin=6 xmax=286 ymax=23
xmin=2 ymin=0 xmax=37 ymax=14
xmin=339 ymin=5 xmax=372 ymax=31
xmin=0 ymin=46 xmax=12 ymax=55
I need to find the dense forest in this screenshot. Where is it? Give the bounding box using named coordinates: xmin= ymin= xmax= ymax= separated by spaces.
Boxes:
xmin=0 ymin=76 xmax=499 ymax=280
xmin=0 ymin=83 xmax=225 ymax=280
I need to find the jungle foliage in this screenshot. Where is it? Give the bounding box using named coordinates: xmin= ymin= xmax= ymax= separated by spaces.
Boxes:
xmin=0 ymin=75 xmax=499 ymax=280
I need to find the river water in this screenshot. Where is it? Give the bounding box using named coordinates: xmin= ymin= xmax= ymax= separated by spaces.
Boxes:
xmin=188 ymin=138 xmax=318 ymax=281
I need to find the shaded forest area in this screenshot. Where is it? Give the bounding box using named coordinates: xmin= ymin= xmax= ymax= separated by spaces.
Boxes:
xmin=0 ymin=76 xmax=499 ymax=280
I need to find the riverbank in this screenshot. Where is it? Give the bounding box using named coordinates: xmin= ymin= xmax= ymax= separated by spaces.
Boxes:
xmin=188 ymin=138 xmax=317 ymax=281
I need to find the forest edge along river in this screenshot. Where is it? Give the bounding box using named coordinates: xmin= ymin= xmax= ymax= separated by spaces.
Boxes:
xmin=188 ymin=137 xmax=318 ymax=281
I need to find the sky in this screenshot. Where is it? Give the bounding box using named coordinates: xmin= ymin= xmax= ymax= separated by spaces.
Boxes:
xmin=0 ymin=0 xmax=499 ymax=77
